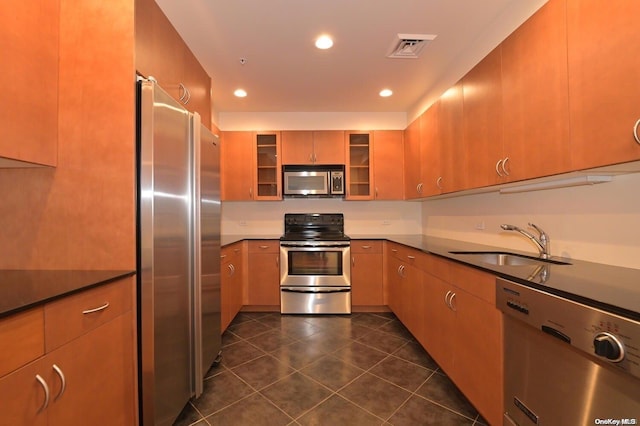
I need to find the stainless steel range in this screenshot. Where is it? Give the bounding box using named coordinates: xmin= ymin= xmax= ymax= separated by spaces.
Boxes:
xmin=280 ymin=213 xmax=351 ymax=314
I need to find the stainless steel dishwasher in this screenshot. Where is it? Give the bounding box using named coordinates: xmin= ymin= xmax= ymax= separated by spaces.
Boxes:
xmin=496 ymin=277 xmax=640 ymax=425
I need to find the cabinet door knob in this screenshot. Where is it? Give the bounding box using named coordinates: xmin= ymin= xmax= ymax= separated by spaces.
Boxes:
xmin=36 ymin=374 xmax=50 ymax=413
xmin=53 ymin=364 xmax=66 ymax=400
xmin=634 ymin=119 xmax=640 ymax=144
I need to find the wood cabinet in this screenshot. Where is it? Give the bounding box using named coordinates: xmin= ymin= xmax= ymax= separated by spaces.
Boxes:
xmin=462 ymin=46 xmax=505 ymax=189
xmin=0 ymin=277 xmax=136 ymax=426
xmin=501 ymin=0 xmax=571 ymax=182
xmin=447 ymin=265 xmax=503 ymax=426
xmin=135 ymin=0 xmax=211 ymax=128
xmin=436 ymin=82 xmax=466 ymax=194
xmin=281 ymin=131 xmax=345 ymax=165
xmin=221 ymin=242 xmax=245 ymax=331
xmin=372 ymin=131 xmax=404 ymax=200
xmin=0 ymin=0 xmax=58 ymax=167
xmin=403 ymin=118 xmax=422 ymax=199
xmin=566 ymin=0 xmax=640 ymax=169
xmin=384 ymin=243 xmax=502 ymax=426
xmin=253 ymin=132 xmax=282 ymax=200
xmin=419 ymin=103 xmax=442 ymax=197
xmin=345 ymin=131 xmax=374 ymax=200
xmin=351 ymin=240 xmax=384 ymax=308
xmin=221 ymin=131 xmax=254 ymax=201
xmin=246 ymin=240 xmax=280 ymax=308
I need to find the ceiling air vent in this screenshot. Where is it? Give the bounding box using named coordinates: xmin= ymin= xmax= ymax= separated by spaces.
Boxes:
xmin=387 ymin=33 xmax=437 ymax=59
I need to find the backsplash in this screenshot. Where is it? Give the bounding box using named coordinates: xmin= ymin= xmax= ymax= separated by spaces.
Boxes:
xmin=221 ymin=199 xmax=421 ymax=236
xmin=422 ymin=172 xmax=640 ymax=269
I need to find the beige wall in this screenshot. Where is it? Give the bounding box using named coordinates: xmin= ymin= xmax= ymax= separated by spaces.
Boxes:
xmin=422 ymin=172 xmax=640 ymax=269
xmin=0 ymin=0 xmax=136 ymax=270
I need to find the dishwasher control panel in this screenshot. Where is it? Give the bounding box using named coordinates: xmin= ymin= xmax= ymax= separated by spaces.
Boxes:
xmin=496 ymin=277 xmax=640 ymax=380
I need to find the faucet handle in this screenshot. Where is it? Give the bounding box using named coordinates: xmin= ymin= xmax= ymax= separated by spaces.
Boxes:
xmin=528 ymin=223 xmax=546 ymax=238
xmin=528 ymin=223 xmax=549 ymax=252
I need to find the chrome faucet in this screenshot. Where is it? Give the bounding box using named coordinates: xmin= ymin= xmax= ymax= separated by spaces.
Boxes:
xmin=501 ymin=223 xmax=550 ymax=259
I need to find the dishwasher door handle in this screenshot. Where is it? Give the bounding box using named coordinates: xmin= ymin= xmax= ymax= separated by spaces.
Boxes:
xmin=541 ymin=325 xmax=571 ymax=344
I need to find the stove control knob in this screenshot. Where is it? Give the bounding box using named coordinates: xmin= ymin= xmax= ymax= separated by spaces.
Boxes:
xmin=593 ymin=332 xmax=624 ymax=362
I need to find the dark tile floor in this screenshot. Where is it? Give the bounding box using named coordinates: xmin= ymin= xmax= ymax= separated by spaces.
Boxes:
xmin=175 ymin=312 xmax=488 ymax=426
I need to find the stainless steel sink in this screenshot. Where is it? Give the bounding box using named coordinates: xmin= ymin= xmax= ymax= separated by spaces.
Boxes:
xmin=448 ymin=251 xmax=572 ymax=266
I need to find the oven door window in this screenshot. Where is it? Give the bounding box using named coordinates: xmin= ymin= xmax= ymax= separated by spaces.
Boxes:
xmin=288 ymin=250 xmax=343 ymax=276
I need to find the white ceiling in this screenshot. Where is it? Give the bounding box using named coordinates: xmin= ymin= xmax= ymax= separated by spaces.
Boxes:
xmin=154 ymin=0 xmax=548 ymax=117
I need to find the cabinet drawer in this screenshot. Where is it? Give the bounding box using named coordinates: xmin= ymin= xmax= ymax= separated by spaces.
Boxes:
xmin=419 ymin=253 xmax=452 ymax=282
xmin=248 ymin=240 xmax=279 ymax=253
xmin=351 ymin=240 xmax=383 ymax=254
xmin=449 ymin=262 xmax=496 ymax=304
xmin=221 ymin=241 xmax=244 ymax=263
xmin=44 ymin=278 xmax=133 ymax=351
xmin=0 ymin=308 xmax=44 ymax=378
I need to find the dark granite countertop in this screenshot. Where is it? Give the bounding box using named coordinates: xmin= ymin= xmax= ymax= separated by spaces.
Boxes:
xmin=222 ymin=234 xmax=281 ymax=246
xmin=353 ymin=234 xmax=640 ymax=321
xmin=0 ymin=270 xmax=135 ymax=318
xmin=222 ymin=233 xmax=640 ymax=321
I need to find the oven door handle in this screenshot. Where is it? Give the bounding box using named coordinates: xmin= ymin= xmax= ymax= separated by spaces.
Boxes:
xmin=280 ymin=243 xmax=350 ymax=248
xmin=281 ymin=288 xmax=351 ymax=294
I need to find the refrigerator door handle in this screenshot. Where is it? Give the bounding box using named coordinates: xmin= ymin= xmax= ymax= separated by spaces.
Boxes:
xmin=191 ymin=112 xmax=204 ymax=398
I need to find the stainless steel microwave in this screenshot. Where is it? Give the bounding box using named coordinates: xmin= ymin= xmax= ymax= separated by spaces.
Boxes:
xmin=282 ymin=165 xmax=344 ymax=198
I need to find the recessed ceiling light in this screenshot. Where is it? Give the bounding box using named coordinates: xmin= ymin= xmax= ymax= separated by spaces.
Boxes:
xmin=234 ymin=89 xmax=247 ymax=98
xmin=379 ymin=89 xmax=393 ymax=97
xmin=315 ymin=35 xmax=333 ymax=50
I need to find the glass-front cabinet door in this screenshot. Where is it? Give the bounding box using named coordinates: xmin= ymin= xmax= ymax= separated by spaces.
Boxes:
xmin=345 ymin=131 xmax=373 ymax=200
xmin=254 ymin=131 xmax=281 ymax=199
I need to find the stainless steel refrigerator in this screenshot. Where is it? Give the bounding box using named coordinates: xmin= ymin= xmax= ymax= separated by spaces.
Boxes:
xmin=137 ymin=79 xmax=221 ymax=426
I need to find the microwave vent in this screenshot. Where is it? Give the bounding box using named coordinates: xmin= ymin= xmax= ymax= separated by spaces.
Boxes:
xmin=387 ymin=33 xmax=437 ymax=59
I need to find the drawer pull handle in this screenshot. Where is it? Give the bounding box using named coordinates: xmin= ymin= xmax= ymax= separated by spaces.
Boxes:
xmin=361 ymin=245 xmax=372 ymax=249
xmin=634 ymin=118 xmax=640 ymax=144
xmin=407 ymin=255 xmax=415 ymax=260
xmin=220 ymin=254 xmax=227 ymax=259
xmin=259 ymin=245 xmax=269 ymax=249
xmin=36 ymin=374 xmax=50 ymax=412
xmin=53 ymin=364 xmax=66 ymax=400
xmin=82 ymin=302 xmax=110 ymax=315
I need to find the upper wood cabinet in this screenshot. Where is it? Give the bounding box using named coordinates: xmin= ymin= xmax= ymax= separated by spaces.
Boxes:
xmin=437 ymin=82 xmax=466 ymax=194
xmin=418 ymin=102 xmax=441 ymax=197
xmin=372 ymin=130 xmax=404 ymax=200
xmin=566 ymin=0 xmax=640 ymax=169
xmin=135 ymin=0 xmax=211 ymax=128
xmin=345 ymin=131 xmax=374 ymax=200
xmin=0 ymin=0 xmax=58 ymax=167
xmin=281 ymin=130 xmax=344 ymax=165
xmin=403 ymin=118 xmax=422 ymax=199
xmin=462 ymin=46 xmax=505 ymax=189
xmin=221 ymin=131 xmax=253 ymax=201
xmin=253 ymin=132 xmax=282 ymax=200
xmin=501 ymin=0 xmax=571 ymax=182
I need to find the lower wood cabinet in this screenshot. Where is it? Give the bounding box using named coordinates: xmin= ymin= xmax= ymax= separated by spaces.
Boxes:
xmin=384 ymin=242 xmax=503 ymax=426
xmin=246 ymin=240 xmax=280 ymax=308
xmin=221 ymin=242 xmax=245 ymax=331
xmin=0 ymin=276 xmax=136 ymax=426
xmin=351 ymin=240 xmax=384 ymax=308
